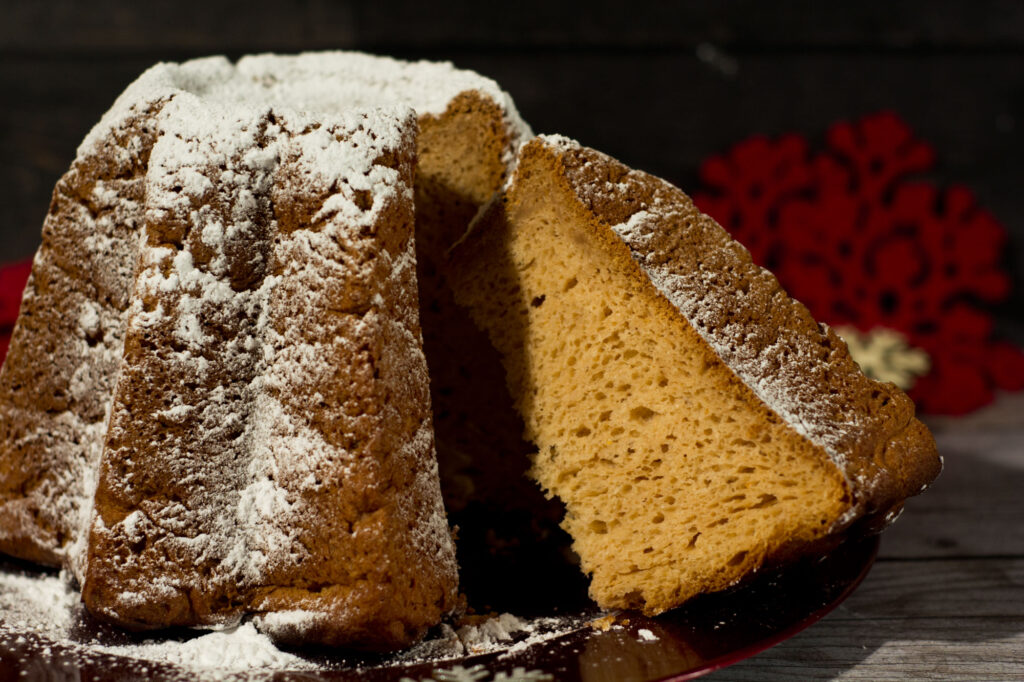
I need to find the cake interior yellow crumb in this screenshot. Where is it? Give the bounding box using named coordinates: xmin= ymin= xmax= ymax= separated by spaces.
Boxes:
xmin=453 ymin=162 xmax=851 ymax=614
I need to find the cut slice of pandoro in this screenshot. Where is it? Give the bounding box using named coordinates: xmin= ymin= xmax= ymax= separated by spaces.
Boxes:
xmin=449 ymin=135 xmax=941 ymax=615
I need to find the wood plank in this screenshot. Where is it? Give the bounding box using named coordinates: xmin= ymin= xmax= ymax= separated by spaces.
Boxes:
xmin=713 ymin=558 xmax=1024 ymax=680
xmin=880 ymin=402 xmax=1024 ymax=559
xmin=834 ymin=558 xmax=1024 ymax=620
xmin=926 ymin=391 xmax=1024 ymax=432
xmin=4 ymin=1 xmax=1024 ymax=53
xmin=715 ymin=630 xmax=1024 ymax=681
xmin=351 ymin=0 xmax=1024 ymax=51
xmin=0 ymin=0 xmax=350 ymax=53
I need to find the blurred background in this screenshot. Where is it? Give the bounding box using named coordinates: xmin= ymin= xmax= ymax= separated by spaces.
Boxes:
xmin=2 ymin=0 xmax=1022 ymax=414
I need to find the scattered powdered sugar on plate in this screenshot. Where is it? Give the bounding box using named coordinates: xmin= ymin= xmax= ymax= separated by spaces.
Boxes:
xmin=97 ymin=623 xmax=312 ymax=671
xmin=392 ymin=612 xmax=590 ymax=665
xmin=0 ymin=566 xmax=589 ymax=677
xmin=0 ymin=569 xmax=77 ymax=633
xmin=0 ymin=568 xmax=311 ymax=675
xmin=459 ymin=613 xmax=529 ymax=654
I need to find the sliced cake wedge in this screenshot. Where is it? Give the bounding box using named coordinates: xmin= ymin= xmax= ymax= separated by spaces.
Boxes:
xmin=449 ymin=135 xmax=941 ymax=615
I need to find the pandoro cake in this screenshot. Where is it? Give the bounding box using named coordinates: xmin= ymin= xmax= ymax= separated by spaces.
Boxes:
xmin=449 ymin=135 xmax=942 ymax=615
xmin=0 ymin=53 xmax=513 ymax=649
xmin=0 ymin=52 xmax=530 ymax=579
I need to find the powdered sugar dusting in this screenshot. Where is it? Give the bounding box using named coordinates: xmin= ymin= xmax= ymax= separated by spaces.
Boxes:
xmin=105 ymin=623 xmax=313 ymax=672
xmin=392 ymin=612 xmax=590 ymax=664
xmin=637 ymin=628 xmax=658 ymax=642
xmin=0 ymin=103 xmax=152 ymax=574
xmin=0 ymin=569 xmax=314 ymax=675
xmin=0 ymin=567 xmax=587 ymax=676
xmin=0 ymin=570 xmax=77 ymax=633
xmin=77 ymin=301 xmax=101 ymax=339
xmin=232 ymin=53 xmax=532 ymax=160
xmin=78 ymin=85 xmax=456 ymax=638
xmin=81 ymin=52 xmax=531 ymax=172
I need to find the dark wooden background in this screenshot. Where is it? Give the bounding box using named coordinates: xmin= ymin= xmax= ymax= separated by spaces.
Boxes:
xmin=2 ymin=1 xmax=1022 ymax=341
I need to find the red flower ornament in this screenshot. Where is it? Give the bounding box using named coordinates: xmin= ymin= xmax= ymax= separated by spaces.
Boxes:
xmin=694 ymin=112 xmax=1023 ymax=415
xmin=826 ymin=111 xmax=935 ymax=203
xmin=0 ymin=260 xmax=31 ymax=367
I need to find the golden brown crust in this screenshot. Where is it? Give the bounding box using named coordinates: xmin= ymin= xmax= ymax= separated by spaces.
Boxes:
xmin=0 ymin=59 xmax=532 ymax=586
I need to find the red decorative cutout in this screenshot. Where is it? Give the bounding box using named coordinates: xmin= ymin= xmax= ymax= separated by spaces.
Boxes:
xmin=695 ymin=112 xmax=1023 ymax=415
xmin=0 ymin=260 xmax=31 ymax=367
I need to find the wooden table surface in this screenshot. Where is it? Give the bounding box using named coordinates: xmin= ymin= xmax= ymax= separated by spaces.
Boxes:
xmin=2 ymin=3 xmax=1023 ymax=680
xmin=714 ymin=393 xmax=1024 ymax=681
